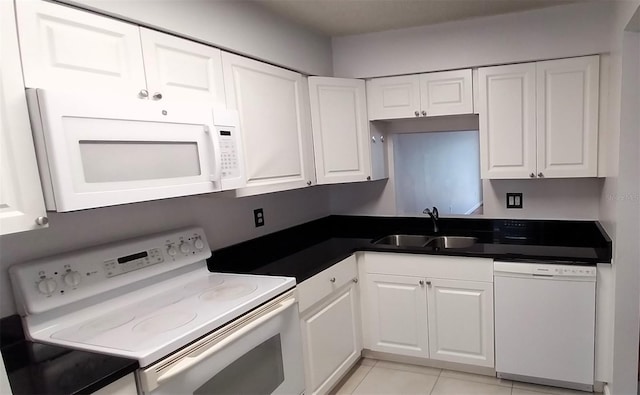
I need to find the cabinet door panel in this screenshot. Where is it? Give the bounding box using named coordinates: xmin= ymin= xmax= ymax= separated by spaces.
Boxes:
xmin=140 ymin=28 xmax=225 ymax=105
xmin=16 ymin=0 xmax=145 ymax=95
xmin=364 ymin=273 xmax=428 ymax=358
xmin=420 ymin=69 xmax=473 ymax=116
xmin=222 ymin=53 xmax=314 ymax=195
xmin=366 ymin=75 xmax=420 ymax=120
xmin=427 ymin=279 xmax=494 ymax=367
xmin=536 ymin=56 xmax=599 ymax=178
xmin=0 ymin=0 xmax=47 ymax=235
xmin=479 ymin=63 xmax=536 ymax=179
xmin=309 ymin=77 xmax=371 ymax=184
xmin=301 ymin=285 xmax=361 ymax=395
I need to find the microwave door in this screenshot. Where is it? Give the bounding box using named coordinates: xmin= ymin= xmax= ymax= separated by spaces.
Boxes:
xmin=29 ymin=89 xmax=222 ymax=211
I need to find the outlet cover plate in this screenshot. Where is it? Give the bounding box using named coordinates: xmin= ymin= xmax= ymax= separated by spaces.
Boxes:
xmin=253 ymin=208 xmax=264 ymax=227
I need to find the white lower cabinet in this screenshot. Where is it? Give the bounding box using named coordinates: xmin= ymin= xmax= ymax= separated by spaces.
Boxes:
xmin=297 ymin=255 xmax=362 ymax=395
xmin=364 ymin=273 xmax=429 ymax=358
xmin=427 ymin=278 xmax=494 ymax=367
xmin=360 ymin=252 xmax=494 ymax=368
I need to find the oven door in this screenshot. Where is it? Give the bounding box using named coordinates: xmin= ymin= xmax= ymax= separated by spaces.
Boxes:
xmin=27 ymin=89 xmax=222 ymax=212
xmin=138 ymin=291 xmax=305 ymax=395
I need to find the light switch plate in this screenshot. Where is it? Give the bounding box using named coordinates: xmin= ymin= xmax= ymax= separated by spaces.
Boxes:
xmin=506 ymin=193 xmax=523 ymax=209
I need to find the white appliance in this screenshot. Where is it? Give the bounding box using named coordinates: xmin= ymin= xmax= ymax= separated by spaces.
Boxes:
xmin=9 ymin=227 xmax=305 ymax=395
xmin=494 ymin=261 xmax=596 ymax=392
xmin=26 ymin=89 xmax=245 ymax=212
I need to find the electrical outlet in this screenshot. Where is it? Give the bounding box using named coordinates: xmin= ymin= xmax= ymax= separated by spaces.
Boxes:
xmin=506 ymin=193 xmax=523 ymax=209
xmin=253 ymin=208 xmax=264 ymax=227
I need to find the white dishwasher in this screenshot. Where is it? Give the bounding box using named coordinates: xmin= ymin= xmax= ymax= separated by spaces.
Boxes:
xmin=494 ymin=261 xmax=596 ymax=392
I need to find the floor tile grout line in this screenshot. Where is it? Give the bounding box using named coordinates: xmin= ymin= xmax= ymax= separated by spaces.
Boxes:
xmin=349 ymin=362 xmax=374 ymax=394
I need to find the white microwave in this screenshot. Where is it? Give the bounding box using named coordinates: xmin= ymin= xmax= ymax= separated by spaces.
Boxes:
xmin=26 ymin=89 xmax=245 ymax=212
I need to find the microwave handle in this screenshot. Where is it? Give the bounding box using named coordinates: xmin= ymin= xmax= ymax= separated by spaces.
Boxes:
xmin=143 ymin=296 xmax=296 ymax=391
xmin=205 ymin=126 xmax=222 ymax=183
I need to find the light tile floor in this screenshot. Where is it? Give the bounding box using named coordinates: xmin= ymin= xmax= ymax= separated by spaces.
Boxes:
xmin=331 ymin=359 xmax=599 ymax=395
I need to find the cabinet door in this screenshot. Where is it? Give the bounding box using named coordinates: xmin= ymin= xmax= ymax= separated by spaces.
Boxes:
xmin=419 ymin=69 xmax=473 ymax=116
xmin=16 ymin=0 xmax=146 ymax=96
xmin=427 ymin=279 xmax=494 ymax=367
xmin=478 ymin=63 xmax=537 ymax=179
xmin=536 ymin=56 xmax=599 ymax=178
xmin=363 ymin=273 xmax=429 ymax=358
xmin=301 ymin=284 xmax=362 ymax=395
xmin=0 ymin=0 xmax=48 ymax=235
xmin=366 ymin=75 xmax=421 ymax=120
xmin=222 ymin=52 xmax=315 ymax=195
xmin=309 ymin=77 xmax=371 ymax=184
xmin=140 ymin=28 xmax=225 ymax=106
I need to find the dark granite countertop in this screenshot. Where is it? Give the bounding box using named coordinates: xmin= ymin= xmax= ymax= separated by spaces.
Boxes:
xmin=1 ymin=315 xmax=138 ymax=395
xmin=209 ymin=215 xmax=612 ymax=283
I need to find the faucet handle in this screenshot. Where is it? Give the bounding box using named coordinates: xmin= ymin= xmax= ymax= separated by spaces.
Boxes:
xmin=423 ymin=207 xmax=432 ymax=215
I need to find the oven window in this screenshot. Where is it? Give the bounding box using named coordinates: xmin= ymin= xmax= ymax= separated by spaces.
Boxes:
xmin=79 ymin=141 xmax=201 ymax=183
xmin=194 ymin=334 xmax=285 ymax=395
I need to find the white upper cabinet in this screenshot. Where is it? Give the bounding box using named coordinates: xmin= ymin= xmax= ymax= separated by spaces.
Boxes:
xmin=309 ymin=77 xmax=385 ymax=184
xmin=479 ymin=56 xmax=599 ymax=179
xmin=478 ymin=63 xmax=537 ymax=179
xmin=419 ymin=69 xmax=473 ymax=117
xmin=222 ymin=52 xmax=315 ymax=195
xmin=1 ymin=0 xmax=48 ymax=235
xmin=536 ymin=56 xmax=599 ymax=178
xmin=367 ymin=69 xmax=473 ymax=120
xmin=140 ymin=28 xmax=225 ymax=106
xmin=366 ymin=75 xmax=421 ymax=120
xmin=16 ymin=0 xmax=146 ymax=96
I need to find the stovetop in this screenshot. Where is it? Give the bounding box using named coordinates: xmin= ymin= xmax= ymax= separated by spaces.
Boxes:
xmin=26 ymin=267 xmax=294 ymax=367
xmin=9 ymin=227 xmax=295 ymax=367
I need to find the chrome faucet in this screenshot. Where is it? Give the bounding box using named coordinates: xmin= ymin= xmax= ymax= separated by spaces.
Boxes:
xmin=423 ymin=206 xmax=439 ymax=233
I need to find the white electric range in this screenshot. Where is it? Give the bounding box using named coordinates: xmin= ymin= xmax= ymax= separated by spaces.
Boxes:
xmin=9 ymin=227 xmax=305 ymax=395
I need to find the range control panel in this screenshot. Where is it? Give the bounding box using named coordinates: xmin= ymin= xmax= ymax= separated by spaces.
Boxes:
xmin=10 ymin=227 xmax=210 ymax=315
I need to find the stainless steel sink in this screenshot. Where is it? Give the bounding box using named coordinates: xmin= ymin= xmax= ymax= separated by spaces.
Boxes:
xmin=372 ymin=234 xmax=432 ymax=247
xmin=372 ymin=234 xmax=478 ymax=249
xmin=424 ymin=236 xmax=478 ymax=249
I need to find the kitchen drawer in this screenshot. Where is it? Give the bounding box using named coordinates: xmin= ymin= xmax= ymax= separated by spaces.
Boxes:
xmin=298 ymin=255 xmax=358 ymax=313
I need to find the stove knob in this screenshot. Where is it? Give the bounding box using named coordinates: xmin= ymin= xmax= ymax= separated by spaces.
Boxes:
xmin=63 ymin=271 xmax=81 ymax=287
xmin=167 ymin=246 xmax=178 ymax=256
xmin=179 ymin=242 xmax=191 ymax=254
xmin=194 ymin=239 xmax=204 ymax=250
xmin=37 ymin=278 xmax=57 ymax=295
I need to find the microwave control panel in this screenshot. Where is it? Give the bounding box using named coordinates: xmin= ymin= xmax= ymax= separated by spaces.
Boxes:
xmin=218 ymin=127 xmax=240 ymax=179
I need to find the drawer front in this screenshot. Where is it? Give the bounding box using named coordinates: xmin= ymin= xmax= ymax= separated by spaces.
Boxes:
xmin=298 ymin=255 xmax=357 ymax=312
xmin=362 ymin=252 xmax=493 ymax=282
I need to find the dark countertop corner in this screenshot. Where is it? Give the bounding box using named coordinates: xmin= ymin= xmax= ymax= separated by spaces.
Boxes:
xmin=1 ymin=315 xmax=138 ymax=395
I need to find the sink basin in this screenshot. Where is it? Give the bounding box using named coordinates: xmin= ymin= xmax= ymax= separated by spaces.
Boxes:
xmin=372 ymin=234 xmax=431 ymax=247
xmin=424 ymin=236 xmax=478 ymax=249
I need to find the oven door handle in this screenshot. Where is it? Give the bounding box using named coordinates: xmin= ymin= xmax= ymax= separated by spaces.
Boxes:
xmin=144 ymin=296 xmax=296 ymax=391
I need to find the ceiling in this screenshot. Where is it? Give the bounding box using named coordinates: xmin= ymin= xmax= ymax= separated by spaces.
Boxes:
xmin=256 ymin=0 xmax=589 ymax=37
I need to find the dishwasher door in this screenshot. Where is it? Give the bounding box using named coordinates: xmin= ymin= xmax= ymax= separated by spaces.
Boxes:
xmin=494 ymin=262 xmax=596 ymax=391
